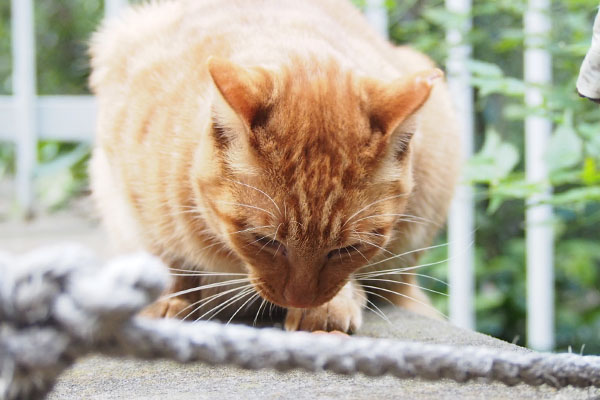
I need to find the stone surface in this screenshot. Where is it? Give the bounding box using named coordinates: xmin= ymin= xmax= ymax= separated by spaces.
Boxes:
xmin=47 ymin=307 xmax=600 ymax=400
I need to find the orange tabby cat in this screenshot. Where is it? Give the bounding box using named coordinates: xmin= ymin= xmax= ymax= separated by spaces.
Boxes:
xmin=89 ymin=0 xmax=460 ymax=332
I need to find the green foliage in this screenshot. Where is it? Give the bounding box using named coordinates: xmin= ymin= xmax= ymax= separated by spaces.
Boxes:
xmin=0 ymin=1 xmax=100 ymax=211
xmin=0 ymin=0 xmax=599 ymax=352
xmin=0 ymin=1 xmax=10 ymax=94
xmin=392 ymin=0 xmax=600 ymax=352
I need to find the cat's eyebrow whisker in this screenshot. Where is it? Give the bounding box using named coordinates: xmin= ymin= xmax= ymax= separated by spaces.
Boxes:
xmin=177 ymin=283 xmax=254 ymax=321
xmin=361 ymin=284 xmax=448 ymax=320
xmin=342 ymin=193 xmax=409 ymax=228
xmin=229 ymin=225 xmax=276 ymax=236
xmin=349 ymin=244 xmax=369 ymax=262
xmin=225 ymin=178 xmax=282 ymax=217
xmin=217 ymin=201 xmax=277 ymax=219
xmin=350 ymin=233 xmax=394 ymax=256
xmin=344 ymin=246 xmax=353 ymax=261
xmin=162 ymin=278 xmax=251 ymax=300
xmin=255 ymin=223 xmax=283 ymax=254
xmin=352 ymin=214 xmax=428 ymax=226
xmin=352 ymin=213 xmax=437 ymax=226
xmin=274 ymin=239 xmax=284 ymax=258
xmin=359 ymin=277 xmax=448 ymax=297
xmin=352 ymin=230 xmax=386 ymax=238
xmin=355 ymin=241 xmax=449 ymax=271
xmin=167 ymin=208 xmax=203 ymax=218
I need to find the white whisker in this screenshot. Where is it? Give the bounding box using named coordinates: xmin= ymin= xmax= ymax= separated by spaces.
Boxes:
xmin=342 ymin=194 xmax=408 ymax=228
xmin=218 ymin=201 xmax=276 ymax=219
xmin=226 ymin=178 xmax=282 ymax=217
xmin=364 ymin=295 xmax=393 ymax=325
xmin=198 ymin=287 xmax=256 ymax=321
xmin=356 ymin=242 xmax=449 ymax=271
xmin=229 ymin=225 xmax=275 ymax=236
xmin=177 ymin=283 xmax=254 ymax=321
xmin=162 ymin=278 xmax=250 ymax=300
xmin=254 ymin=298 xmax=267 ymax=326
xmin=351 ymin=233 xmax=394 ymax=256
xmin=361 ymin=284 xmax=447 ymax=320
xmin=227 ymin=291 xmax=261 ymax=325
xmin=353 ymin=213 xmax=436 ymax=226
xmin=356 ymin=271 xmax=448 ymax=287
xmin=349 ymin=244 xmax=369 ymax=262
xmin=359 ymin=277 xmax=448 ymax=297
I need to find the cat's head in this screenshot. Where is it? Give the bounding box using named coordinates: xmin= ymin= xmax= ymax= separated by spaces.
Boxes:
xmin=194 ymin=56 xmax=442 ymax=308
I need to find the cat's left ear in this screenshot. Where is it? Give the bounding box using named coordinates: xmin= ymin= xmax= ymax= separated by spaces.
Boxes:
xmin=207 ymin=57 xmax=273 ymax=129
xmin=365 ymin=68 xmax=444 ymax=135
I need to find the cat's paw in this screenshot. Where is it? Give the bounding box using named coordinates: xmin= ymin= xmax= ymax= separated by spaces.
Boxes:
xmin=139 ymin=297 xmax=191 ymax=319
xmin=284 ymin=283 xmax=364 ymax=333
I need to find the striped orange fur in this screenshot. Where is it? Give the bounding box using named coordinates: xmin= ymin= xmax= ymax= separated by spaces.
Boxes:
xmin=89 ymin=0 xmax=460 ymax=332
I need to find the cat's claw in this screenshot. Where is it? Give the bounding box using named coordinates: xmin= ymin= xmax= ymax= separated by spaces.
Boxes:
xmin=284 ymin=282 xmax=364 ymax=333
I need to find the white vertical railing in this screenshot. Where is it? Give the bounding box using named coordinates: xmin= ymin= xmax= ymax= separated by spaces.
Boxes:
xmin=524 ymin=0 xmax=554 ymax=351
xmin=364 ymin=0 xmax=389 ymax=38
xmin=446 ymin=0 xmax=475 ymax=330
xmin=365 ymin=0 xmax=476 ymax=331
xmin=11 ymin=0 xmax=37 ymax=217
xmin=6 ymin=0 xmax=126 ymax=214
xmin=104 ymin=0 xmax=128 ymax=19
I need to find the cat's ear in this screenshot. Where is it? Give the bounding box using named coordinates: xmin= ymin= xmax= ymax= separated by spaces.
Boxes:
xmin=365 ymin=68 xmax=443 ymax=135
xmin=207 ymin=56 xmax=273 ymax=129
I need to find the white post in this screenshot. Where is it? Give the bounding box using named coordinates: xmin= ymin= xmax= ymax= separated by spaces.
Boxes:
xmin=104 ymin=0 xmax=128 ymax=19
xmin=364 ymin=0 xmax=389 ymax=39
xmin=524 ymin=0 xmax=554 ymax=351
xmin=446 ymin=0 xmax=475 ymax=330
xmin=11 ymin=0 xmax=37 ymax=216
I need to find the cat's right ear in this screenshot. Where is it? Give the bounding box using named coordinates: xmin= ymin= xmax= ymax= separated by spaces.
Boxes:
xmin=365 ymin=68 xmax=443 ymax=135
xmin=207 ymin=57 xmax=273 ymax=130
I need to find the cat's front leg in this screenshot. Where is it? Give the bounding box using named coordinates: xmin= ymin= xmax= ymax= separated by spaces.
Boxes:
xmin=139 ymin=271 xmax=199 ymax=319
xmin=284 ymin=279 xmax=366 ymax=333
xmin=139 ymin=297 xmax=192 ymax=318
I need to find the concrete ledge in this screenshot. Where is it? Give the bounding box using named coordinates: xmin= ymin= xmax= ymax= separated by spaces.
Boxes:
xmin=49 ymin=308 xmax=599 ymax=400
xmin=3 ymin=206 xmax=598 ymax=399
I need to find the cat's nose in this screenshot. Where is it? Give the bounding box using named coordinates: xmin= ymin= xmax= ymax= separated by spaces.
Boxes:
xmin=283 ymin=285 xmax=317 ymax=308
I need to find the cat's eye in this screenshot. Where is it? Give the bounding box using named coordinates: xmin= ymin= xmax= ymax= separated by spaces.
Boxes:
xmin=252 ymin=234 xmax=286 ymax=255
xmin=327 ymin=244 xmax=361 ymax=259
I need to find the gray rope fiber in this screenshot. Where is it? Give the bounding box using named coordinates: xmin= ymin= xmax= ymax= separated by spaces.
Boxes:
xmin=2 ymin=245 xmax=600 ymax=400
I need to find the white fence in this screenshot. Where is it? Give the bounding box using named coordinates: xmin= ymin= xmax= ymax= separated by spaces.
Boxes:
xmin=2 ymin=0 xmax=555 ymax=350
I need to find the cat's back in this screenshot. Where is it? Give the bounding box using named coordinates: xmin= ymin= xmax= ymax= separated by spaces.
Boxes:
xmin=90 ymin=0 xmax=399 ymax=95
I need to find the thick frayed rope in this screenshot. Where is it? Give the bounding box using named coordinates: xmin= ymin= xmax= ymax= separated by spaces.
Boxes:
xmin=2 ymin=245 xmax=600 ymax=400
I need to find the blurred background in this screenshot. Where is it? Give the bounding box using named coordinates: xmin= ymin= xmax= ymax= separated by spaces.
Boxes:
xmin=0 ymin=0 xmax=599 ymax=353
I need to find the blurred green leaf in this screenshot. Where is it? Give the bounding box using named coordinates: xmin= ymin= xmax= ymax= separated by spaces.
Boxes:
xmin=582 ymin=158 xmax=600 ymax=185
xmin=548 ymin=186 xmax=600 ymax=205
xmin=546 ymin=110 xmax=583 ymax=173
xmin=465 ymin=129 xmax=519 ymax=184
